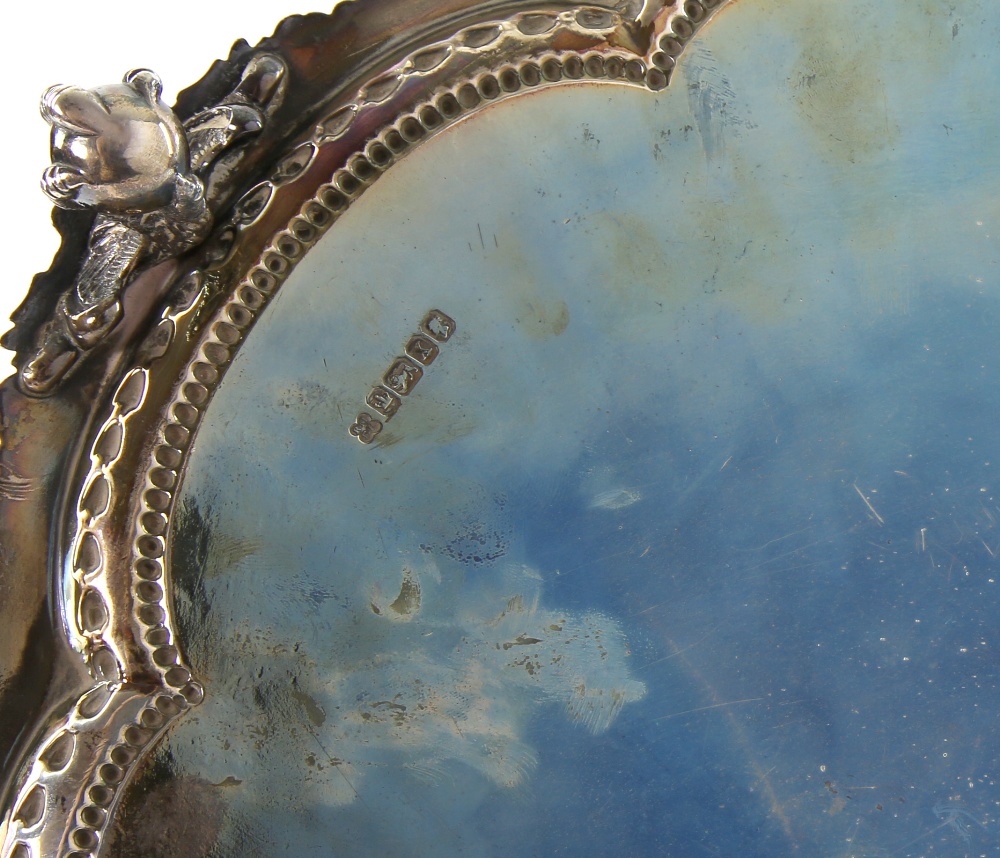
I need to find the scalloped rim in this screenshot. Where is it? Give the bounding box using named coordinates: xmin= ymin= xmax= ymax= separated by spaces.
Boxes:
xmin=2 ymin=2 xmax=727 ymax=855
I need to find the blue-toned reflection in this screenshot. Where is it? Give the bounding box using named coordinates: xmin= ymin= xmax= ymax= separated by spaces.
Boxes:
xmin=163 ymin=0 xmax=1000 ymax=854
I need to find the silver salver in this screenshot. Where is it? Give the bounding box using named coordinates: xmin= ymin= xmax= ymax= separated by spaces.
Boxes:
xmin=3 ymin=1 xmax=1000 ymax=856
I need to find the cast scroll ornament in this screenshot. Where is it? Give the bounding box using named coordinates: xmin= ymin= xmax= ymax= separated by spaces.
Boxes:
xmin=20 ymin=55 xmax=287 ymax=395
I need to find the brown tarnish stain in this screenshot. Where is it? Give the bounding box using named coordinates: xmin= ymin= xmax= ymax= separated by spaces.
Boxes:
xmin=683 ymin=154 xmax=799 ymax=326
xmin=761 ymin=0 xmax=965 ymax=315
xmin=305 ymin=751 xmax=341 ymax=769
xmin=514 ymin=294 xmax=570 ymax=341
xmin=488 ymin=222 xmax=571 ymax=341
xmin=851 ymin=197 xmax=911 ymax=316
xmin=501 ymin=634 xmax=544 ymax=650
xmin=388 ymin=568 xmax=422 ymax=616
xmin=784 ymin=0 xmax=956 ymax=165
xmin=291 ymin=688 xmax=327 ymax=727
xmin=106 ymin=773 xmax=225 ymax=857
xmin=585 ymin=209 xmax=693 ymax=327
xmin=370 ymin=566 xmax=422 ymax=620
xmin=589 ymin=170 xmax=797 ymax=332
xmin=790 ymin=30 xmax=896 ymax=162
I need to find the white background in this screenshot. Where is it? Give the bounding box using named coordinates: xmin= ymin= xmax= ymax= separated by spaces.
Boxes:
xmin=1 ymin=2 xmax=340 ymax=381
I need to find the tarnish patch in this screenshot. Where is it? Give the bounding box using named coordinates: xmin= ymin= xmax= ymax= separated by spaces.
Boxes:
xmin=370 ymin=566 xmax=422 ymax=620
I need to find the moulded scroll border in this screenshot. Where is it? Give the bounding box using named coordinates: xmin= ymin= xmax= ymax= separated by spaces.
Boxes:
xmin=1 ymin=2 xmax=727 ymax=856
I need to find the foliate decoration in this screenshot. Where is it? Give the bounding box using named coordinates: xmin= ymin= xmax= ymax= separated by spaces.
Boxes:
xmin=1 ymin=3 xmax=728 ymax=856
xmin=19 ymin=55 xmax=287 ymax=396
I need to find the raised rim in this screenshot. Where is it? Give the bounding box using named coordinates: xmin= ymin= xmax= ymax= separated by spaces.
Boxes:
xmin=0 ymin=2 xmax=730 ymax=855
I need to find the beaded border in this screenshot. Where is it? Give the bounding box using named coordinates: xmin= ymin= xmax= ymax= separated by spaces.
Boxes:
xmin=2 ymin=3 xmax=726 ymax=856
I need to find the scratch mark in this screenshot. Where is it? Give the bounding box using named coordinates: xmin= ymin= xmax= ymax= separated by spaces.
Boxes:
xmin=654 ymin=696 xmax=765 ymax=721
xmin=742 ymin=526 xmax=814 ymax=553
xmin=640 ymin=625 xmax=720 ymax=670
xmin=762 ymin=399 xmax=781 ymax=444
xmin=357 ymin=468 xmax=365 ymax=489
xmin=853 ymin=483 xmax=884 ymax=526
xmin=663 ymin=638 xmax=796 ymax=846
xmin=0 ymin=466 xmax=33 ymax=501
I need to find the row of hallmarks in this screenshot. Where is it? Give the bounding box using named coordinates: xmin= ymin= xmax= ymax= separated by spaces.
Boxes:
xmin=349 ymin=309 xmax=457 ymax=443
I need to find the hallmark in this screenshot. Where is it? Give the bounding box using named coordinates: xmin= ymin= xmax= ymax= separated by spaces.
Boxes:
xmin=350 ymin=309 xmax=456 ymax=443
xmin=383 ymin=357 xmax=423 ymax=395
